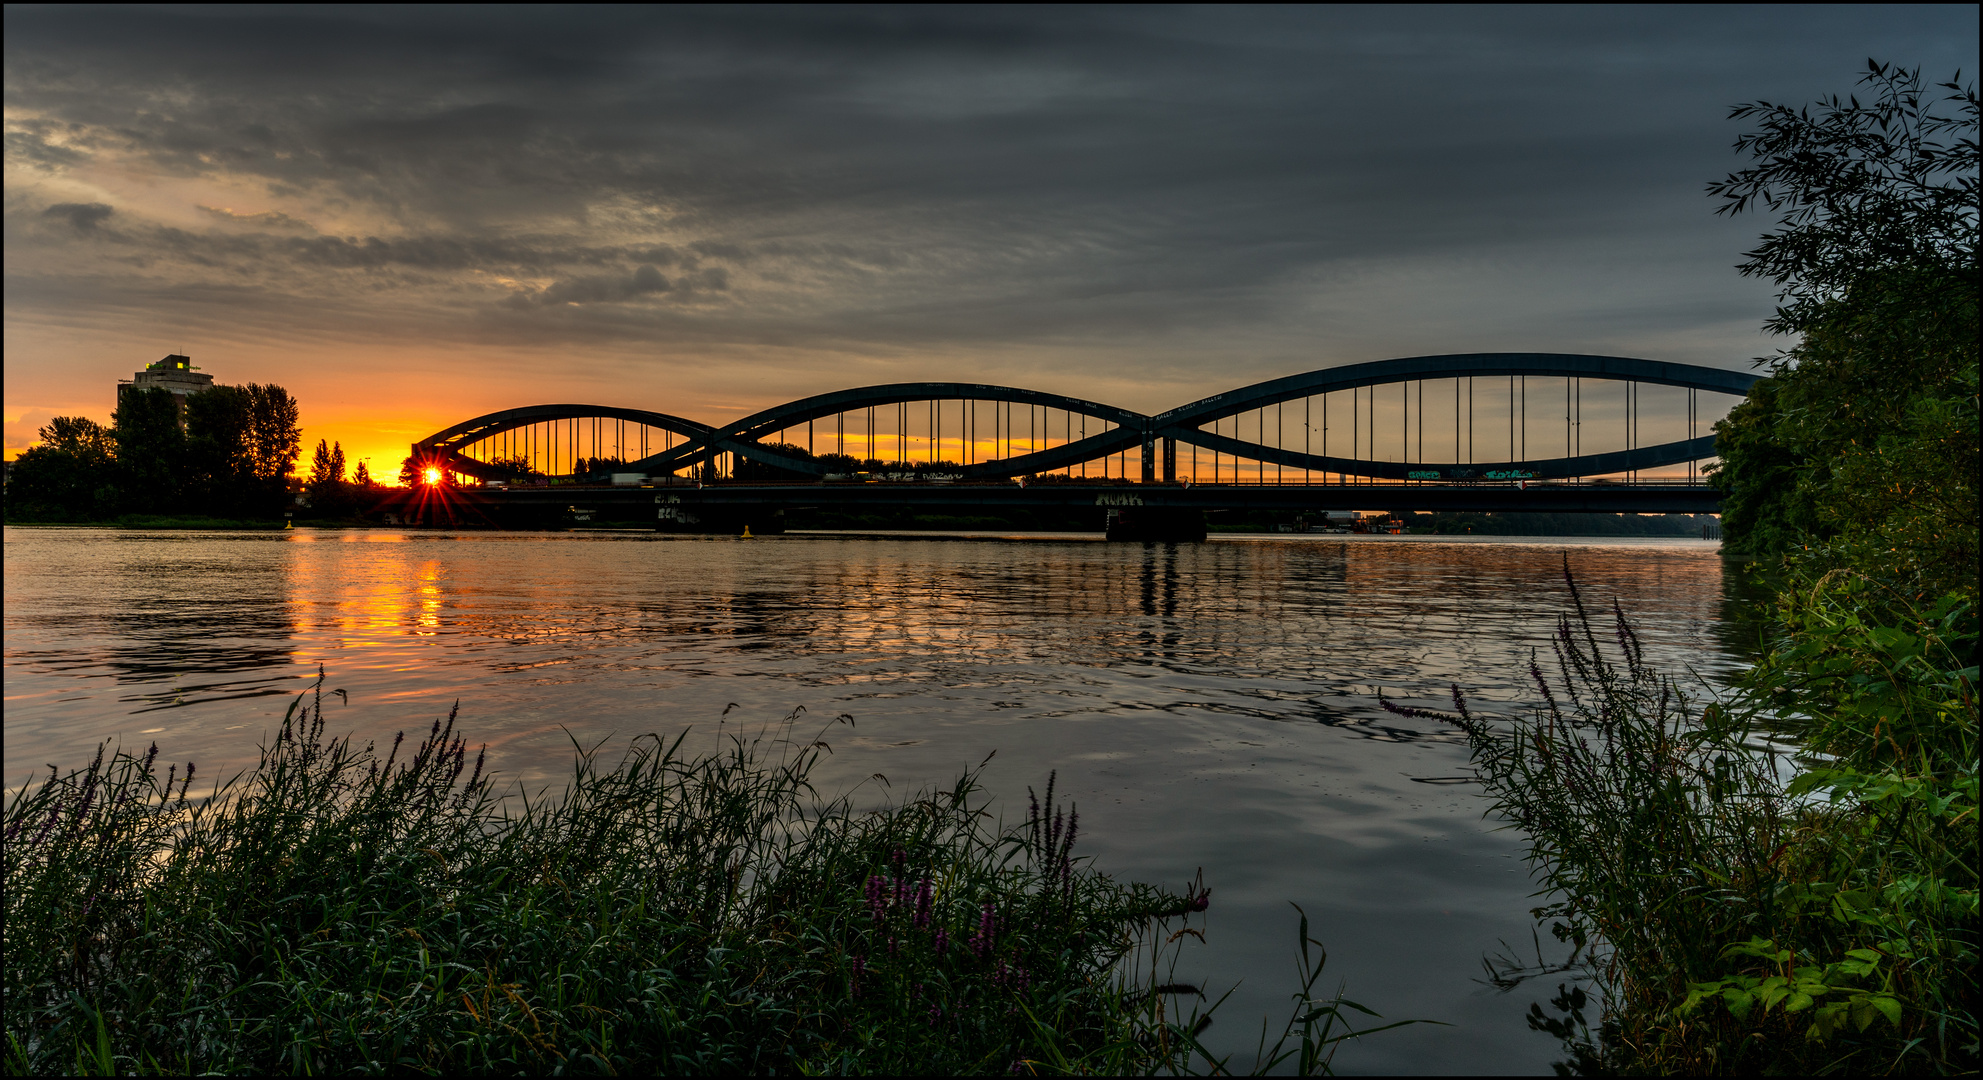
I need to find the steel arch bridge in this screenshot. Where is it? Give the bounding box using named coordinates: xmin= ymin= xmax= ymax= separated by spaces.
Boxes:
xmin=414 ymin=353 xmax=1757 ymax=487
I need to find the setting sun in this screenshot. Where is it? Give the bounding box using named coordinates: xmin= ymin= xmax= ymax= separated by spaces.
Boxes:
xmin=422 ymin=467 xmax=442 ymax=485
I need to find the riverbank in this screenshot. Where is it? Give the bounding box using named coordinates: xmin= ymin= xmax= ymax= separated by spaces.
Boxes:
xmin=2 ymin=513 xmax=289 ymax=530
xmin=1445 ymin=564 xmax=1977 ymax=1073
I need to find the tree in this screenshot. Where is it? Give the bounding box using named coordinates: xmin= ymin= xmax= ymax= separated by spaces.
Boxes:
xmin=480 ymin=457 xmax=544 ymax=483
xmin=308 ymin=439 xmax=343 ymax=488
xmin=1708 ymin=60 xmax=1978 ymax=336
xmin=180 ymin=384 xmax=302 ymax=518
xmin=352 ymin=461 xmax=374 ymax=488
xmin=39 ymin=416 xmax=116 ymax=458
xmin=183 ymin=385 xmax=257 ymax=516
xmin=111 ymin=388 xmax=184 ymax=513
xmin=4 ymin=417 xmax=118 ymax=520
xmin=242 ymin=384 xmax=301 ymax=483
xmin=306 ymin=439 xmax=350 ymax=516
xmin=1709 ymin=62 xmax=1979 ymax=599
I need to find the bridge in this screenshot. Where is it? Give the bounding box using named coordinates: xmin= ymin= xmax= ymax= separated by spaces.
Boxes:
xmin=401 ymin=353 xmax=1755 ymax=538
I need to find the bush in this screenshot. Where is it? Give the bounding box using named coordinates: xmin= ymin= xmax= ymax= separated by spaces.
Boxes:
xmin=1410 ymin=564 xmax=1977 ymax=1073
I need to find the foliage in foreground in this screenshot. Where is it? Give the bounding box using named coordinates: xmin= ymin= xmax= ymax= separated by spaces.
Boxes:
xmin=3 ymin=683 xmax=1408 ymax=1075
xmin=1395 ymin=564 xmax=1977 ymax=1074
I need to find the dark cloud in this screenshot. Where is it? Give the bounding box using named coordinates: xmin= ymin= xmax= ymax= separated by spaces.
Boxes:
xmin=42 ymin=202 xmax=113 ymax=231
xmin=521 ymin=264 xmax=675 ymax=308
xmin=3 ymin=5 xmax=1977 ymax=387
xmin=197 ymin=205 xmax=313 ymax=230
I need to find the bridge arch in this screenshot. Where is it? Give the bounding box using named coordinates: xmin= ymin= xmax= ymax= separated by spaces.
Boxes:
xmin=414 ymin=354 xmax=1757 ymax=484
xmin=620 ymin=382 xmax=1152 ymax=481
xmin=416 ymin=404 xmax=713 ymax=480
xmin=1156 ymin=353 xmax=1757 ymax=482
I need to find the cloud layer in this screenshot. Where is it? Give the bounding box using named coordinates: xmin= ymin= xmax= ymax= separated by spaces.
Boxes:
xmin=4 ymin=5 xmax=1976 ymax=451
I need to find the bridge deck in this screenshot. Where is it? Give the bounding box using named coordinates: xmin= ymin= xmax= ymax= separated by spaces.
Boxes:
xmin=470 ymin=481 xmax=1721 ymax=515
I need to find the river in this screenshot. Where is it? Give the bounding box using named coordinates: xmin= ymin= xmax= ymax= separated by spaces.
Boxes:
xmin=3 ymin=525 xmax=1742 ymax=1073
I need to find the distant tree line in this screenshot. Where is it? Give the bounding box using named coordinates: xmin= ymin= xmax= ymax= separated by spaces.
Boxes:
xmin=6 ymin=384 xmax=308 ymax=522
xmin=302 ymin=436 xmax=377 ymax=518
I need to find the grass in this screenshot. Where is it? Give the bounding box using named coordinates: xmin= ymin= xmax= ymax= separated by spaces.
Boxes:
xmin=1393 ymin=560 xmax=1977 ymax=1074
xmin=4 ymin=678 xmax=1416 ymax=1075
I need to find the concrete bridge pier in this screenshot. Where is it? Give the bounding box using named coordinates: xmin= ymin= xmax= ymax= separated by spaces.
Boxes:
xmin=1105 ymin=506 xmax=1207 ymax=542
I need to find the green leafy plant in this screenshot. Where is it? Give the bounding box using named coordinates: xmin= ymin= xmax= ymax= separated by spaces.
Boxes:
xmin=1413 ymin=560 xmax=1976 ymax=1073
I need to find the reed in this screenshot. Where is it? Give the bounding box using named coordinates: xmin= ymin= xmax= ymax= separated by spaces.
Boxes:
xmin=1397 ymin=561 xmax=1977 ymax=1074
xmin=4 ymin=676 xmax=1408 ymax=1075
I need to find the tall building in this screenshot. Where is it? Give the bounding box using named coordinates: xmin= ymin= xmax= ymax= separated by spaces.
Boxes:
xmin=117 ymin=354 xmax=215 ymax=426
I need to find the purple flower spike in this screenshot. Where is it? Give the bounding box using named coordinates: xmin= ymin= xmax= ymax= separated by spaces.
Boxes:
xmin=977 ymin=901 xmax=996 ymax=959
xmin=866 ymin=874 xmax=888 ymax=922
xmin=914 ymin=878 xmax=933 ymax=928
xmin=32 ymin=799 xmax=64 ymax=847
xmin=72 ymin=785 xmax=97 ymax=833
xmin=1449 ymin=683 xmax=1476 ymax=726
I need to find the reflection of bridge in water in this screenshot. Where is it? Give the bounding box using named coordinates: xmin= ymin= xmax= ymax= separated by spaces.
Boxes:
xmin=408 ymin=354 xmax=1755 ymax=537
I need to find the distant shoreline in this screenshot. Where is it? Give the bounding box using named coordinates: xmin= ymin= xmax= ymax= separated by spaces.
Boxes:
xmin=4 ymin=520 xmax=1722 ymax=543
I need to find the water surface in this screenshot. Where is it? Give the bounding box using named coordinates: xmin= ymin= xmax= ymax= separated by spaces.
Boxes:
xmin=4 ymin=526 xmax=1739 ymax=1073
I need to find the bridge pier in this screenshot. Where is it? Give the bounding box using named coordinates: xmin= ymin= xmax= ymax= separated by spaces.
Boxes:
xmin=1105 ymin=506 xmax=1207 ymax=542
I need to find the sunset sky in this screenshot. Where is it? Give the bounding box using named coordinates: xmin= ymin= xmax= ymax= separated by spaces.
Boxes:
xmin=5 ymin=5 xmax=1976 ymax=476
